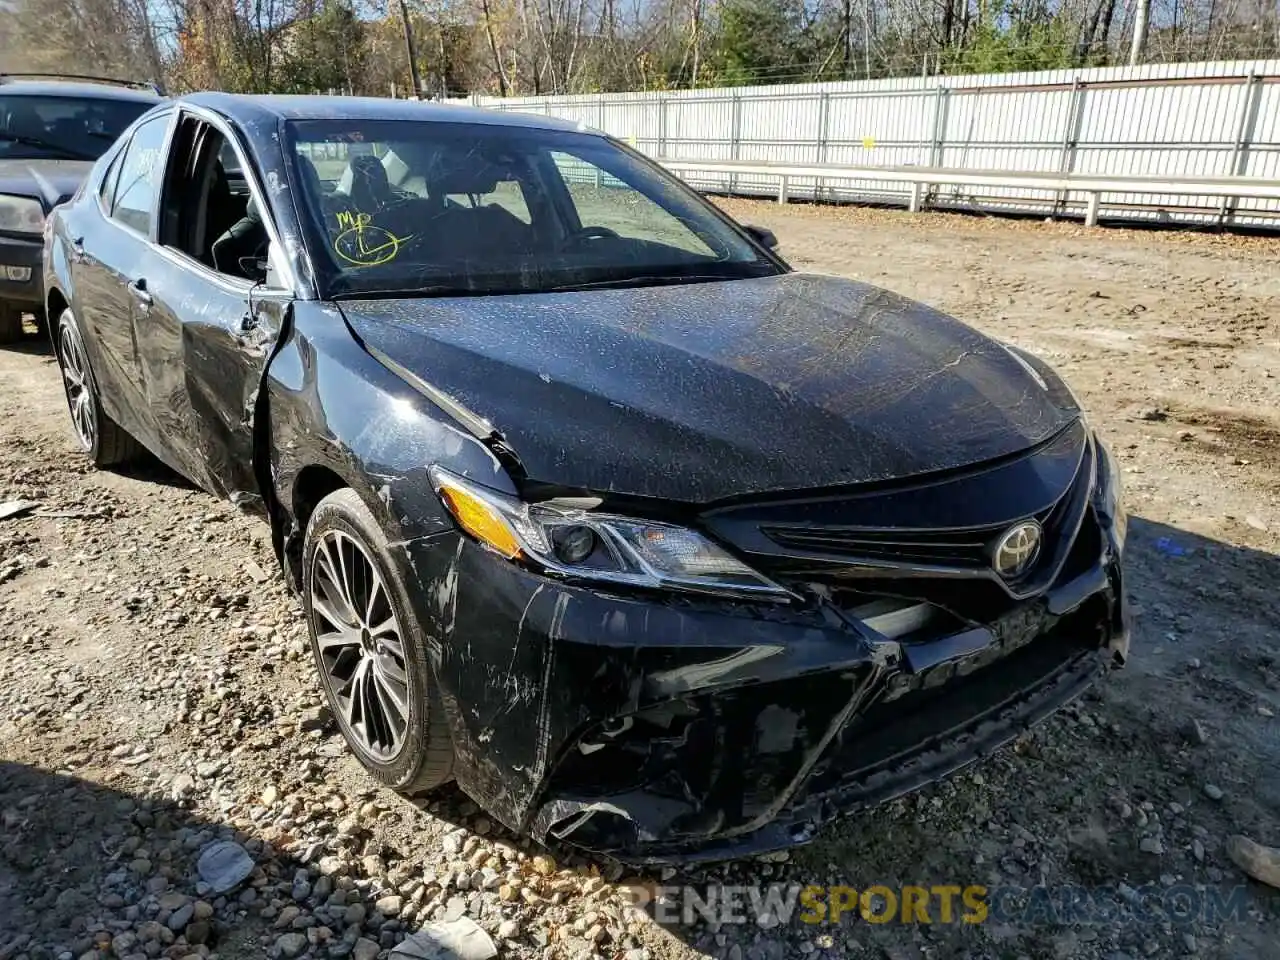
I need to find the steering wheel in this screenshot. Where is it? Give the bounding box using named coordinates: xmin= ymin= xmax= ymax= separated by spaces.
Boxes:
xmin=560 ymin=225 xmax=620 ymax=249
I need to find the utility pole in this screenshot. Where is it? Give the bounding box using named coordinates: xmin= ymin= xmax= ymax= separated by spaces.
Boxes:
xmin=690 ymin=0 xmax=702 ymax=87
xmin=1129 ymin=0 xmax=1150 ymax=66
xmin=438 ymin=26 xmax=447 ymax=99
xmin=842 ymin=0 xmax=852 ymax=78
xmin=397 ymin=0 xmax=423 ymax=98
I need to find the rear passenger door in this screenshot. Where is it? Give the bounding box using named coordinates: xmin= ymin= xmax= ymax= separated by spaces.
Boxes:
xmin=75 ymin=111 xmax=173 ymax=449
xmin=133 ymin=110 xmax=293 ymax=509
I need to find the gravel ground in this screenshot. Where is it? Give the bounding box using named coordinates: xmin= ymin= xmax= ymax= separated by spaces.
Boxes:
xmin=3 ymin=202 xmax=1280 ymax=960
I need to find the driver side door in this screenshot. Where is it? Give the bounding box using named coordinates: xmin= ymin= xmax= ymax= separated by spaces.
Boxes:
xmin=131 ymin=110 xmax=293 ymax=511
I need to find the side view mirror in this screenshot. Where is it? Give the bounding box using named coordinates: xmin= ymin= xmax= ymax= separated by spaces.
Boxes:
xmin=743 ymin=224 xmax=778 ymax=251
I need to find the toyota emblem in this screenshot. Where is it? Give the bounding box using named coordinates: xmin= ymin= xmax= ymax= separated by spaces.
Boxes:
xmin=992 ymin=521 xmax=1042 ymax=579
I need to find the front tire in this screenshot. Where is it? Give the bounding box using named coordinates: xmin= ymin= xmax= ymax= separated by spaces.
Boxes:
xmin=55 ymin=308 xmax=141 ymax=466
xmin=302 ymin=488 xmax=455 ymax=795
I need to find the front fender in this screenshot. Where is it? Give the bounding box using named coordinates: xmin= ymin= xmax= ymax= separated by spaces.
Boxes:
xmin=266 ymin=301 xmax=511 ymax=544
xmin=266 ymin=301 xmax=521 ymax=789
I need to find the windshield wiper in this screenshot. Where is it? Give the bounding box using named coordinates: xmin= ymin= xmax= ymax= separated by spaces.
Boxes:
xmin=330 ymin=285 xmax=496 ymax=301
xmin=0 ymin=132 xmax=95 ymax=160
xmin=548 ymin=274 xmax=738 ymax=292
xmin=331 ymin=273 xmax=754 ymax=300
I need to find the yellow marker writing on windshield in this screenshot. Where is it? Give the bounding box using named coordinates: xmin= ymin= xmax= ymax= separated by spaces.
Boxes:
xmin=336 ymin=210 xmax=372 ymax=231
xmin=333 ymin=212 xmax=412 ymax=268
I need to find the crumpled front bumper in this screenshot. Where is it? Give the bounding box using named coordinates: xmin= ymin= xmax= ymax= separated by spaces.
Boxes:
xmin=399 ymin=504 xmax=1127 ymax=865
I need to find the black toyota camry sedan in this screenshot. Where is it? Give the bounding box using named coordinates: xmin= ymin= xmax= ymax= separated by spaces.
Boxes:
xmin=44 ymin=94 xmax=1128 ymax=863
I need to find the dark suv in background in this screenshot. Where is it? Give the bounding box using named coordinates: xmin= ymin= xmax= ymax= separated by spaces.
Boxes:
xmin=0 ymin=73 xmax=161 ymax=343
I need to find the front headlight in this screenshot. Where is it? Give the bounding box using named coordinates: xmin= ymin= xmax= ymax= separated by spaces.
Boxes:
xmin=430 ymin=467 xmax=790 ymax=601
xmin=0 ymin=194 xmax=45 ymax=234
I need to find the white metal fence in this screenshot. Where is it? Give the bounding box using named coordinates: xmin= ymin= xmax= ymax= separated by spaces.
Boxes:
xmin=455 ymin=59 xmax=1280 ymax=226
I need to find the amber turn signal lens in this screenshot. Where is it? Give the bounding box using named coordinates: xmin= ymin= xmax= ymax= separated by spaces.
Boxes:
xmin=437 ymin=482 xmax=523 ymax=559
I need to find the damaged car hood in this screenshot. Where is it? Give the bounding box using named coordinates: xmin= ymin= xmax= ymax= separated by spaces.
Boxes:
xmin=339 ymin=273 xmax=1078 ymax=502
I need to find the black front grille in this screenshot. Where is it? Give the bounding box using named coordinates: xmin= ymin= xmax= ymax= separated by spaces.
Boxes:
xmin=750 ymin=436 xmax=1096 ymax=601
xmin=763 ymin=521 xmax=1035 ymax=569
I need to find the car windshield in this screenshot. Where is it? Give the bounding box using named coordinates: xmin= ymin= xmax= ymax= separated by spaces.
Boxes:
xmin=0 ymin=94 xmax=151 ymax=161
xmin=286 ymin=119 xmax=779 ymax=298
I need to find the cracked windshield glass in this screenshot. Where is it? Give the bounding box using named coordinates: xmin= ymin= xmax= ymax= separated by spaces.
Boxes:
xmin=288 ymin=120 xmax=778 ymax=298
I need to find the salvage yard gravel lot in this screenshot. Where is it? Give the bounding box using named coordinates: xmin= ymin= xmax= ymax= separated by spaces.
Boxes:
xmin=2 ymin=200 xmax=1279 ymax=960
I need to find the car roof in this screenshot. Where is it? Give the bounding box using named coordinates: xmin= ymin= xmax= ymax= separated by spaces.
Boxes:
xmin=183 ymin=92 xmax=593 ymax=135
xmin=0 ymin=79 xmax=162 ymax=103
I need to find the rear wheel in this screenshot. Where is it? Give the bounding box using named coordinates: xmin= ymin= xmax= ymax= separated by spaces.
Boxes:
xmin=56 ymin=309 xmax=141 ymax=466
xmin=0 ymin=304 xmax=23 ymax=345
xmin=303 ymin=488 xmax=455 ymax=795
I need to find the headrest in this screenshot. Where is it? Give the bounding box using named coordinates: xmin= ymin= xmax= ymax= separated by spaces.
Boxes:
xmin=349 ymin=154 xmax=389 ymax=189
xmin=347 ymin=154 xmax=392 ymax=209
xmin=427 ymin=154 xmax=507 ymax=196
xmin=295 ymin=154 xmax=323 ymax=196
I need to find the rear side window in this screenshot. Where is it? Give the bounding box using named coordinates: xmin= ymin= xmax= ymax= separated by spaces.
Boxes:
xmin=110 ymin=115 xmax=170 ymax=236
xmin=98 ymin=148 xmax=125 ymax=207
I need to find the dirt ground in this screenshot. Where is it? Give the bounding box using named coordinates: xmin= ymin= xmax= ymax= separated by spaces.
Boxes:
xmin=2 ymin=201 xmax=1279 ymax=960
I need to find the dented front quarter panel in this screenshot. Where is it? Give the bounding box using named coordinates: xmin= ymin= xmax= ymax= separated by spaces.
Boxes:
xmin=265 ymin=300 xmax=522 ymax=763
xmin=266 ymin=301 xmax=512 ymax=543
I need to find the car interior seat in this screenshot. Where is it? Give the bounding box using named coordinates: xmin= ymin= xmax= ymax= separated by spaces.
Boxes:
xmin=47 ymin=116 xmax=83 ymax=147
xmin=295 ymin=153 xmax=324 ymax=197
xmin=347 ymin=155 xmax=394 ymax=212
xmin=201 ymin=163 xmax=243 ymax=261
xmin=2 ymin=103 xmax=44 ymax=137
xmin=419 ymin=154 xmax=534 ymax=259
xmin=211 ymin=195 xmax=267 ymax=280
xmin=296 ymin=153 xmax=356 ymax=232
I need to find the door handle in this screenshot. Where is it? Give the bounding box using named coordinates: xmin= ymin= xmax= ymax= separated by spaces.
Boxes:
xmin=128 ymin=278 xmax=153 ymax=309
xmin=70 ymin=237 xmax=85 ymax=262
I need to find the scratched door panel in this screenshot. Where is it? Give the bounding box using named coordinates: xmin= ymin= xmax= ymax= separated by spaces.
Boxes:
xmin=69 ymin=204 xmax=154 ymax=443
xmin=134 ymin=249 xmax=284 ymax=509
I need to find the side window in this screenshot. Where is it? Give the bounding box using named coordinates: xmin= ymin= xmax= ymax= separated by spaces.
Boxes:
xmin=160 ymin=115 xmax=274 ymax=284
xmin=98 ymin=147 xmax=125 ymax=207
xmin=110 ymin=115 xmax=170 ymax=236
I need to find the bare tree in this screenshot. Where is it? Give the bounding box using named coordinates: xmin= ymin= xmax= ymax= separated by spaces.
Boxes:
xmin=398 ymin=0 xmax=425 ymax=95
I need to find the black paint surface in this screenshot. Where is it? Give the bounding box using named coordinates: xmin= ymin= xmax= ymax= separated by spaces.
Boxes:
xmin=341 ymin=273 xmax=1078 ymax=502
